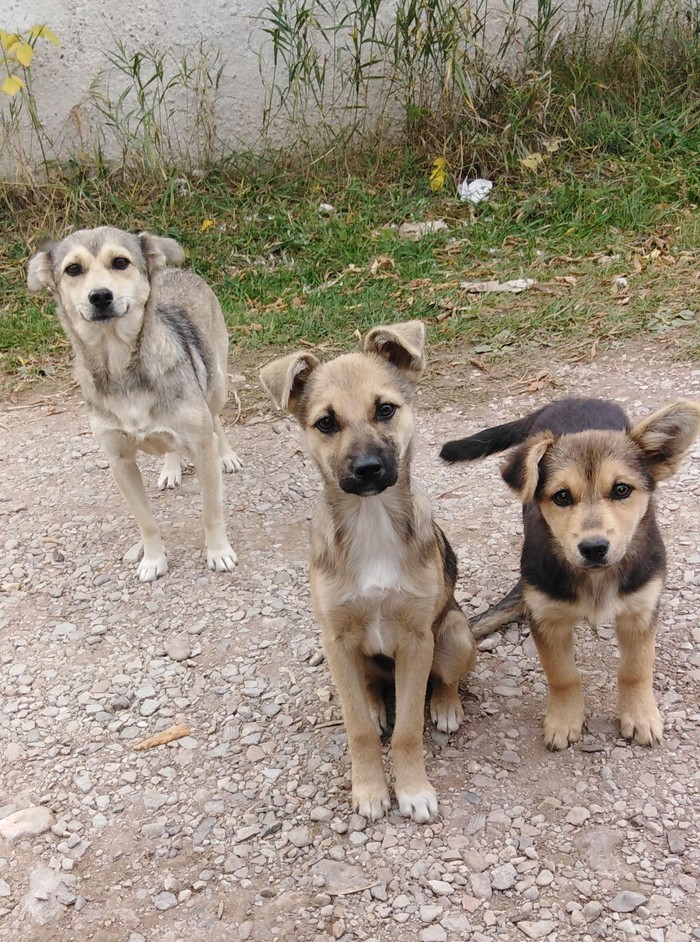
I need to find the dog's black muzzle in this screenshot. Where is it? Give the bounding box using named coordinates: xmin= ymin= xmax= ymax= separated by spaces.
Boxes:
xmin=86 ymin=288 xmax=118 ymax=321
xmin=578 ymin=537 xmax=610 ymax=568
xmin=340 ymin=451 xmax=398 ymax=496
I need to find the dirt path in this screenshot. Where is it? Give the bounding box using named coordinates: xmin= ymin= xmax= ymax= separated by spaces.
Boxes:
xmin=0 ymin=340 xmax=698 ymax=942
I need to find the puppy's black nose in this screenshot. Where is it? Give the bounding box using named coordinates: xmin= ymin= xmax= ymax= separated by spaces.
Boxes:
xmin=353 ymin=456 xmax=383 ymax=479
xmin=578 ymin=538 xmax=609 ymax=562
xmin=89 ymin=288 xmax=114 ymax=309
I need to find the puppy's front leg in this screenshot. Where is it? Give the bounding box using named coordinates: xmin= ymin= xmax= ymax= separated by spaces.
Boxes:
xmin=191 ymin=429 xmax=238 ymax=572
xmin=393 ymin=625 xmax=436 ymax=823
xmin=615 ymin=599 xmax=662 ymax=746
xmin=530 ymin=613 xmax=584 ymax=750
xmin=109 ymin=454 xmax=168 ymax=582
xmin=322 ymin=621 xmax=390 ymax=820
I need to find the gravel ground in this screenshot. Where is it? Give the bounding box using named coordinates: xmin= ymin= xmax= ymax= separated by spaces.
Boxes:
xmin=1 ymin=341 xmax=699 ymax=942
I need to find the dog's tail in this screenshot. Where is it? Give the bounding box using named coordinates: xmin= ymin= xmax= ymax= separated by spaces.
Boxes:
xmin=472 ymin=580 xmax=525 ymax=638
xmin=440 ymin=408 xmax=546 ymax=463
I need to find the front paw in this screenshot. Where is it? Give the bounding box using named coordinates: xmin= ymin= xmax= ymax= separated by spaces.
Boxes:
xmin=353 ymin=781 xmax=391 ymax=821
xmin=137 ymin=553 xmax=168 ymax=582
xmin=543 ymin=701 xmax=584 ymax=751
xmin=396 ymin=783 xmax=438 ymax=824
xmin=207 ymin=544 xmax=238 ymax=572
xmin=619 ymin=695 xmax=662 ymax=746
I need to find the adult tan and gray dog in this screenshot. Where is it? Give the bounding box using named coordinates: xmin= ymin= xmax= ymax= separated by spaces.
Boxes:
xmin=261 ymin=321 xmax=476 ymax=822
xmin=27 ymin=226 xmax=242 ymax=581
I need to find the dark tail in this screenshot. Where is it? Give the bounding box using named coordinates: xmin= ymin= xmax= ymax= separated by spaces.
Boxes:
xmin=472 ymin=581 xmax=525 ymax=638
xmin=440 ymin=407 xmax=546 ymax=463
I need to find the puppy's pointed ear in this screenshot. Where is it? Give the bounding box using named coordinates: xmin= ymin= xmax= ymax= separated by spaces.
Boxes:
xmin=364 ymin=320 xmax=426 ymax=382
xmin=631 ymin=400 xmax=700 ymax=480
xmin=27 ymin=242 xmax=56 ymax=293
xmin=502 ymin=432 xmax=554 ymax=502
xmin=139 ymin=233 xmax=186 ymax=274
xmin=259 ymin=352 xmax=320 ymax=418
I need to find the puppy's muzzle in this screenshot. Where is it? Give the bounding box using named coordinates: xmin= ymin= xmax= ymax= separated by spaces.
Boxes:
xmin=578 ymin=537 xmax=610 ymax=567
xmin=341 ymin=452 xmax=398 ymax=496
xmin=86 ymin=288 xmax=117 ymax=321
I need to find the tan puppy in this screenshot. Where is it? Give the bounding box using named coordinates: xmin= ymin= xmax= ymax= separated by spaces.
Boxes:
xmin=441 ymin=397 xmax=700 ymax=750
xmin=261 ymin=322 xmax=476 ymax=822
xmin=27 ymin=226 xmax=242 ymax=581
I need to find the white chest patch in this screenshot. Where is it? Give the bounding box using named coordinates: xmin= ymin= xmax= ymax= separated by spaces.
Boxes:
xmin=346 ymin=497 xmax=403 ymax=597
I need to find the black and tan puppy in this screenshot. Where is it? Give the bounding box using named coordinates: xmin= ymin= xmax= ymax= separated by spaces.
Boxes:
xmin=441 ymin=397 xmax=700 ymax=750
xmin=261 ymin=321 xmax=476 ymax=822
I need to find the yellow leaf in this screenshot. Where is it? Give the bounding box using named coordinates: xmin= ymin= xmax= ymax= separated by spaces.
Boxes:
xmin=12 ymin=41 xmax=34 ymax=67
xmin=543 ymin=137 xmax=564 ymax=154
xmin=1 ymin=75 xmax=25 ymax=96
xmin=201 ymin=218 xmax=215 ymax=232
xmin=0 ymin=31 xmax=20 ymax=51
xmin=429 ymin=157 xmax=447 ymax=192
xmin=519 ymin=153 xmax=543 ymax=171
xmin=28 ymin=24 xmax=61 ymax=45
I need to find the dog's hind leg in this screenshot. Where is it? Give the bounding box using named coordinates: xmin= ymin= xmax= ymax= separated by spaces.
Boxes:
xmin=213 ymin=415 xmax=243 ymax=473
xmin=530 ymin=613 xmax=584 ymax=750
xmin=430 ymin=606 xmax=476 ymax=733
xmin=615 ymin=591 xmax=663 ymax=746
xmin=158 ymin=452 xmax=183 ymax=490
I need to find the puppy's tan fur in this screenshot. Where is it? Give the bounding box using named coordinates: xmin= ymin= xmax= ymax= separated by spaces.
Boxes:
xmin=441 ymin=397 xmax=700 ymax=750
xmin=261 ymin=322 xmax=476 ymax=822
xmin=27 ymin=226 xmax=241 ymax=581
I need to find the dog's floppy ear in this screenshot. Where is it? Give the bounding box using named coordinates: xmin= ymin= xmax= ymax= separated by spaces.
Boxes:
xmin=364 ymin=320 xmax=426 ymax=382
xmin=630 ymin=400 xmax=700 ymax=481
xmin=139 ymin=233 xmax=186 ymax=274
xmin=259 ymin=352 xmax=320 ymax=417
xmin=502 ymin=431 xmax=555 ymax=502
xmin=27 ymin=242 xmax=56 ymax=293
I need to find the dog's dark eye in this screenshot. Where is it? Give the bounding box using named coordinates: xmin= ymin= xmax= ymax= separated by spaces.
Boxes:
xmin=376 ymin=402 xmax=397 ymax=421
xmin=314 ymin=415 xmax=337 ymax=435
xmin=552 ymin=489 xmax=574 ymax=507
xmin=112 ymin=257 xmax=130 ymax=270
xmin=612 ymin=483 xmax=633 ymax=500
xmin=64 ymin=263 xmax=83 ymax=277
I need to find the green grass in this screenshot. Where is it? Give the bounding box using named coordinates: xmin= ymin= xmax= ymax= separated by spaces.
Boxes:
xmin=2 ymin=105 xmax=700 ymax=380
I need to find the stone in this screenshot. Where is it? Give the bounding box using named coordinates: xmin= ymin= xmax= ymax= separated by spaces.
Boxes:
xmin=566 ymin=807 xmax=591 ymax=826
xmin=666 ymin=830 xmax=686 ymax=855
xmin=470 ymin=872 xmax=492 ymax=900
xmin=0 ymin=879 xmax=10 ymax=897
xmin=154 ymin=891 xmax=177 ymax=911
xmin=420 ymin=905 xmax=442 ymax=923
xmin=164 ymin=635 xmax=191 ymax=661
xmin=0 ymin=806 xmax=55 ymax=842
xmin=608 ymin=891 xmax=647 ymax=913
xmin=288 ymin=826 xmax=312 ymax=848
xmin=517 ymin=921 xmax=556 ymax=940
xmin=428 ymin=880 xmax=453 ymax=896
xmin=491 ymin=863 xmax=517 ymax=891
xmin=536 ymin=869 xmax=554 ymax=887
xmin=582 ymin=900 xmax=603 ymax=922
xmin=420 ymin=928 xmax=446 ymax=942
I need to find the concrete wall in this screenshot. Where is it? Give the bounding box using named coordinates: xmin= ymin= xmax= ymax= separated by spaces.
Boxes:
xmin=2 ymin=0 xmax=270 ymax=167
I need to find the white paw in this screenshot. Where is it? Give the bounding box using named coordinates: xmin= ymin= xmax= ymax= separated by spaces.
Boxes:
xmin=158 ymin=458 xmax=183 ymax=490
xmin=397 ymin=787 xmax=438 ymax=824
xmin=207 ymin=545 xmax=238 ymax=572
xmin=354 ymin=790 xmax=391 ymax=821
xmin=221 ymin=452 xmax=243 ymax=473
xmin=137 ymin=553 xmax=168 ymax=582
